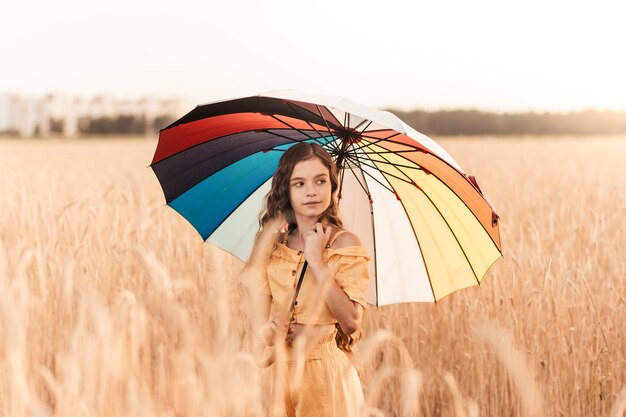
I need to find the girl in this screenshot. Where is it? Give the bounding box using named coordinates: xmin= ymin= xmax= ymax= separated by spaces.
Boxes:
xmin=248 ymin=142 xmax=370 ymax=417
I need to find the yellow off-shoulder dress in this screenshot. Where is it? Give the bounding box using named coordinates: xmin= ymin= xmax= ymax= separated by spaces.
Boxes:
xmin=255 ymin=230 xmax=371 ymax=417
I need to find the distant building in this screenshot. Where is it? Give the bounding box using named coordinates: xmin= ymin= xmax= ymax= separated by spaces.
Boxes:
xmin=0 ymin=93 xmax=11 ymax=133
xmin=0 ymin=92 xmax=188 ymax=138
xmin=89 ymin=95 xmax=117 ymax=119
xmin=38 ymin=95 xmax=51 ymax=137
xmin=17 ymin=97 xmax=39 ymax=138
xmin=0 ymin=93 xmax=20 ymax=134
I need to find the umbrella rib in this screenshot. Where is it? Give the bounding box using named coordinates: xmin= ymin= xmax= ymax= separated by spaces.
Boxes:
xmin=369 ymin=169 xmax=439 ymax=303
xmin=315 ymin=104 xmax=337 ymax=137
xmin=284 ymin=100 xmax=341 ymax=129
xmin=307 ymin=107 xmax=343 ymax=158
xmin=350 ymin=144 xmax=417 ymax=186
xmin=288 ymin=102 xmax=332 ymax=138
xmin=354 ymin=131 xmax=426 ymax=153
xmin=359 ymin=149 xmax=424 ymax=155
xmin=357 ymin=140 xmax=430 ymax=183
xmin=341 ymin=144 xmax=393 ymax=193
xmin=352 ymin=119 xmax=369 ymax=132
xmin=396 ymin=193 xmax=439 ymax=303
xmin=341 ymin=156 xmax=372 ymax=198
xmin=348 ymin=151 xmax=426 ymax=171
xmin=285 ymin=102 xmax=341 ymax=154
xmin=360 ymin=140 xmax=503 ymax=255
xmin=329 ymin=137 xmax=347 ymax=190
xmin=357 ymin=137 xmax=424 ymax=154
xmin=358 ymin=131 xmax=402 ymax=146
xmin=260 ymin=129 xmax=328 ymax=147
xmin=353 ymin=141 xmax=484 ymax=287
xmin=313 ymin=104 xmax=342 ymax=155
xmin=359 ymin=128 xmax=398 ymax=133
xmin=313 ymin=103 xmax=343 ymax=127
xmin=410 ymin=178 xmax=482 ymax=286
xmin=352 ymin=163 xmax=396 ymax=194
xmin=268 ymin=114 xmax=328 ymax=148
xmin=359 ymin=142 xmax=484 ymax=286
xmin=356 ymin=134 xmax=430 ymax=154
xmin=354 ymin=120 xmax=373 ymax=141
xmin=347 ymin=147 xmax=419 ymax=305
xmin=347 ymin=155 xmax=416 ymax=187
xmin=342 ymin=119 xmax=374 ymax=167
xmin=340 ymin=149 xmax=380 ymax=307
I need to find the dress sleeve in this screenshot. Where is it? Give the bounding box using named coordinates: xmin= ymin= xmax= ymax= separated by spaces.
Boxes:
xmin=328 ymin=247 xmax=370 ymax=307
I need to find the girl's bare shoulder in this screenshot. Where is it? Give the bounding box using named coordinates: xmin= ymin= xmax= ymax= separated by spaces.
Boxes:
xmin=330 ymin=230 xmax=361 ymax=248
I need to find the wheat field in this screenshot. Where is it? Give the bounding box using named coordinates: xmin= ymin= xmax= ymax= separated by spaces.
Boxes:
xmin=0 ymin=136 xmax=624 ymax=417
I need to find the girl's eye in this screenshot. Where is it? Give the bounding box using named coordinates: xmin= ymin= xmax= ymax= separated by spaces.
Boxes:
xmin=317 ymin=179 xmax=327 ymax=185
xmin=292 ymin=182 xmax=304 ymax=187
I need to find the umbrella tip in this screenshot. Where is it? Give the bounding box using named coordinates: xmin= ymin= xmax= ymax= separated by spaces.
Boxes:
xmin=492 ymin=211 xmax=500 ymax=227
xmin=468 ymin=175 xmax=483 ymax=194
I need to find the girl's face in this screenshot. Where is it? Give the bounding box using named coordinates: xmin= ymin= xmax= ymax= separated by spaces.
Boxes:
xmin=288 ymin=157 xmax=332 ymax=221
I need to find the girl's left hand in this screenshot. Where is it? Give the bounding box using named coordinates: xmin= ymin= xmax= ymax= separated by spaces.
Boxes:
xmin=261 ymin=316 xmax=288 ymax=346
xmin=303 ymin=223 xmax=332 ymax=266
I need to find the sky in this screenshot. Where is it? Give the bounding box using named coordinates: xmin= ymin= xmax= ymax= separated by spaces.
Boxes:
xmin=2 ymin=0 xmax=626 ymax=113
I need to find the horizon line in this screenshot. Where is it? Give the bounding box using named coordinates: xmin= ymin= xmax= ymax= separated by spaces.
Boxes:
xmin=2 ymin=90 xmax=626 ymax=116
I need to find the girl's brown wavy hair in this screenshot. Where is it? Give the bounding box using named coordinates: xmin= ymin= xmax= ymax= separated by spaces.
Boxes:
xmin=258 ymin=142 xmax=343 ymax=234
xmin=258 ymin=142 xmax=360 ymax=352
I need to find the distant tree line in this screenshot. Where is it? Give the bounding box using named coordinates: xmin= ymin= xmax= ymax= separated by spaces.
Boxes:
xmin=22 ymin=110 xmax=624 ymax=137
xmin=32 ymin=115 xmax=176 ymax=136
xmin=78 ymin=115 xmax=175 ymax=135
xmin=77 ymin=109 xmax=626 ymax=136
xmin=389 ymin=109 xmax=626 ymax=136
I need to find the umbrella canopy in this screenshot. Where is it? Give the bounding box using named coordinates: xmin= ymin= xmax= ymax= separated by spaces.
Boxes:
xmin=151 ymin=90 xmax=502 ymax=306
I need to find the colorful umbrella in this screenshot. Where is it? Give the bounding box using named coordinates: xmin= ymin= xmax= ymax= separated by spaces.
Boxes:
xmin=151 ymin=90 xmax=502 ymax=306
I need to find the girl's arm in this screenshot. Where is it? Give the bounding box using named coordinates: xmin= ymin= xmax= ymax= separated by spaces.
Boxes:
xmin=305 ymin=224 xmax=364 ymax=335
xmin=309 ymin=266 xmax=364 ymax=334
xmin=256 ymin=294 xmax=284 ymax=346
xmin=246 ymin=217 xmax=287 ymax=345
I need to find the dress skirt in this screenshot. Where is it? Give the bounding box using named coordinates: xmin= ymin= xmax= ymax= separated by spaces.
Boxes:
xmin=271 ymin=331 xmax=366 ymax=417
